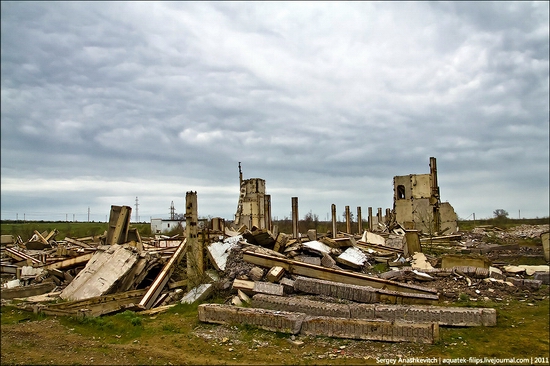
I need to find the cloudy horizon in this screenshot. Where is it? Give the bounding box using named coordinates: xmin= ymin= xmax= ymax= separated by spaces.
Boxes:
xmin=1 ymin=2 xmax=549 ymax=223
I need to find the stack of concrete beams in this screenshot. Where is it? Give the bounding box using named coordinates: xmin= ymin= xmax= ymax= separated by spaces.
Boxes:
xmin=251 ymin=294 xmax=497 ymax=327
xmin=293 ymin=276 xmax=439 ymax=305
xmin=198 ymin=303 xmax=439 ymax=344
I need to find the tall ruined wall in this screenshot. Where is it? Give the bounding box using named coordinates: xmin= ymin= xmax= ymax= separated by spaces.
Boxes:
xmin=235 ymin=178 xmax=266 ymax=230
xmin=392 ymin=158 xmax=458 ymax=234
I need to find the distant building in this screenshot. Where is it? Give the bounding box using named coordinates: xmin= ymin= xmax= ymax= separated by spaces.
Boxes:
xmin=150 ymin=218 xmax=184 ymax=234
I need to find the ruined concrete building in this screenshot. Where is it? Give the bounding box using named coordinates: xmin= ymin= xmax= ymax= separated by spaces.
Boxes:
xmin=234 ymin=163 xmax=272 ymax=230
xmin=393 ymin=157 xmax=458 ymax=234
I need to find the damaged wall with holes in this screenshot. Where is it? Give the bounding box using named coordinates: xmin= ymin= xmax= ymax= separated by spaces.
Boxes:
xmin=393 ymin=157 xmax=458 ymax=235
xmin=234 ymin=162 xmax=271 ymax=231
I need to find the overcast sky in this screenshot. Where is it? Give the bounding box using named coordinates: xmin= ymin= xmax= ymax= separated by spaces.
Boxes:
xmin=1 ymin=1 xmax=549 ymax=223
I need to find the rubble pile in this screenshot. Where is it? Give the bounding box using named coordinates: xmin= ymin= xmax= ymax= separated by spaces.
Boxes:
xmin=1 ymin=207 xmax=548 ymax=343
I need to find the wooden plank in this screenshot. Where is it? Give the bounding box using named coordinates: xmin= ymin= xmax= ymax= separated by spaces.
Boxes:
xmin=33 ymin=230 xmax=49 ymax=245
xmin=111 ymin=206 xmax=130 ymax=245
xmin=139 ymin=239 xmax=187 ymax=309
xmin=64 ymin=237 xmax=92 ymax=248
xmin=5 ymin=247 xmax=42 ymax=264
xmin=44 ymin=229 xmax=58 ymax=242
xmin=242 ymin=250 xmax=438 ymax=296
xmin=39 ymin=289 xmax=147 ymax=317
xmin=43 ymin=253 xmax=94 ymax=270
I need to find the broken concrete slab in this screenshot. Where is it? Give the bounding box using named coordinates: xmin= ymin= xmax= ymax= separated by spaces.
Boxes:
xmin=361 ymin=231 xmax=386 ymax=245
xmin=503 ymin=265 xmax=526 ymax=274
xmin=293 ymin=276 xmax=380 ymax=303
xmin=60 ymin=244 xmax=141 ymax=301
xmin=1 ymin=282 xmax=56 ymax=300
xmin=198 ymin=303 xmax=306 ymax=334
xmin=251 ymin=294 xmax=497 ymax=327
xmin=302 ymin=240 xmax=331 ymax=255
xmin=35 ymin=289 xmax=147 ymax=317
xmin=403 ymin=230 xmax=422 ymax=256
xmin=411 ymin=252 xmax=433 ymax=270
xmin=518 ymin=265 xmax=549 ymax=276
xmin=252 ymin=294 xmax=351 ymax=318
xmin=294 ymin=255 xmax=322 ymax=266
xmin=279 ymin=278 xmax=295 ymax=294
xmin=534 ymin=271 xmax=550 ymax=285
xmin=206 ymin=237 xmax=240 ymax=271
xmin=336 ymin=247 xmax=368 ymax=269
xmin=369 ymin=304 xmax=496 ymax=327
xmin=300 ymin=316 xmax=439 ymax=344
xmin=180 ymin=283 xmax=213 ymax=304
xmin=441 ymin=254 xmax=490 ymax=270
xmin=198 ymin=303 xmax=438 ymax=343
xmin=232 ymin=279 xmax=284 ymax=296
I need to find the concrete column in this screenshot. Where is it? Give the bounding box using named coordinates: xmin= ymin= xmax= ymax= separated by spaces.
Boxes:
xmin=368 ymin=207 xmax=373 ymax=231
xmin=385 ymin=208 xmax=391 ymax=225
xmin=331 ymin=204 xmax=337 ymax=239
xmin=186 ymin=191 xmax=203 ymax=290
xmin=345 ymin=206 xmax=351 ymax=234
xmin=357 ymin=207 xmax=362 ymax=234
xmin=291 ymin=197 xmax=299 ymax=239
xmin=265 ymin=194 xmax=272 ymax=231
xmin=377 ymin=208 xmax=382 ymax=228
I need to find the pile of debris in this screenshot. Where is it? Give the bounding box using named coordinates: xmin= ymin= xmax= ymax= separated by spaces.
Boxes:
xmin=1 ymin=205 xmax=189 ymax=316
xmin=1 ymin=203 xmax=548 ymax=344
xmin=194 ymin=222 xmax=548 ymax=343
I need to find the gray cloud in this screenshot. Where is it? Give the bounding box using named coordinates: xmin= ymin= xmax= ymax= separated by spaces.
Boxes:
xmin=1 ymin=2 xmax=548 ymax=222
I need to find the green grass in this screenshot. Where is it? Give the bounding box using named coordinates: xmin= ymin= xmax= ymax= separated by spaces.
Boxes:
xmin=0 ymin=221 xmax=152 ymax=241
xmin=2 ymin=297 xmax=549 ymax=364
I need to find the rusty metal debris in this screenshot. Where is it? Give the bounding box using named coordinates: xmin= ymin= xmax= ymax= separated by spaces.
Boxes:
xmin=1 ymin=158 xmax=548 ymax=344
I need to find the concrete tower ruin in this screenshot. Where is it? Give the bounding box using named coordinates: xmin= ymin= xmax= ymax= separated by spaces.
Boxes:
xmin=392 ymin=157 xmax=458 ymax=235
xmin=234 ymin=163 xmax=271 ymax=230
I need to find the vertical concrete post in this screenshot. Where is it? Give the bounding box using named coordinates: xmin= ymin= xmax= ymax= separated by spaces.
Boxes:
xmin=291 ymin=197 xmax=299 ymax=239
xmin=385 ymin=208 xmax=391 ymax=225
xmin=377 ymin=208 xmax=382 ymax=229
xmin=186 ymin=191 xmax=203 ymax=291
xmin=368 ymin=207 xmax=373 ymax=231
xmin=345 ymin=206 xmax=351 ymax=234
xmin=357 ymin=207 xmax=362 ymax=234
xmin=331 ymin=204 xmax=337 ymax=239
xmin=265 ymin=194 xmax=272 ymax=231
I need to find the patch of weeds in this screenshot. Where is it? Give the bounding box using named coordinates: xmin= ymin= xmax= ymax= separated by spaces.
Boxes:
xmin=162 ymin=323 xmax=181 ymax=333
xmin=115 ymin=310 xmax=143 ymax=327
xmin=166 ymin=301 xmax=199 ymax=316
xmin=370 ymin=262 xmax=389 ymax=274
xmin=76 ymin=315 xmax=114 ymax=330
xmin=0 ymin=306 xmax=46 ymax=324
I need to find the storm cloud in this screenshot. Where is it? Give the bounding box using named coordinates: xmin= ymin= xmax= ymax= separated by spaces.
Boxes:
xmin=1 ymin=2 xmax=548 ymax=222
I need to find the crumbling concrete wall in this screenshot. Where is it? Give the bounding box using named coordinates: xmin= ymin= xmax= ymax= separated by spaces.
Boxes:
xmin=234 ymin=163 xmax=268 ymax=230
xmin=393 ymin=157 xmax=458 ymax=234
